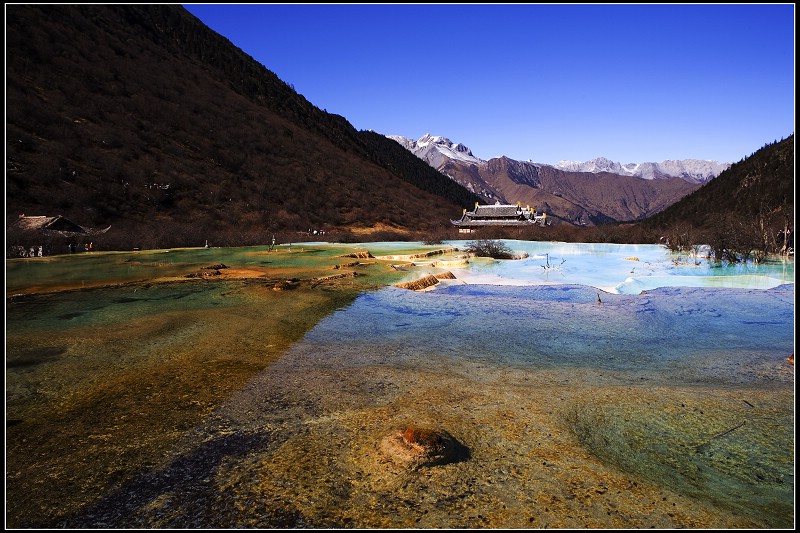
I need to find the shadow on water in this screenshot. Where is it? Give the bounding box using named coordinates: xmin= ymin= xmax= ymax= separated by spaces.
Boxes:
xmin=6 ymin=345 xmax=67 ymax=368
xmin=51 ymin=431 xmax=295 ymax=529
xmin=7 ymin=281 xmax=225 ymax=333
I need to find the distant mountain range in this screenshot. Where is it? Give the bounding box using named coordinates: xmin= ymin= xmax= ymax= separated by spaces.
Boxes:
xmin=388 ymin=134 xmax=730 ymax=184
xmin=388 ymin=134 xmax=730 ymax=225
xmin=553 ymin=157 xmax=729 ymax=184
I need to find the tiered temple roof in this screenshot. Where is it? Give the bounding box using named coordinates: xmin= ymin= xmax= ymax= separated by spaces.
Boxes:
xmin=451 ymin=203 xmax=547 ymax=230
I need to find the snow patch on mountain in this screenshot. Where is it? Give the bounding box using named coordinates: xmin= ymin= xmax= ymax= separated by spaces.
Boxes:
xmin=554 ymin=157 xmax=730 ymax=184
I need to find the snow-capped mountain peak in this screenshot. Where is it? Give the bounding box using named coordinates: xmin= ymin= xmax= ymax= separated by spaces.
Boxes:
xmin=416 ymin=133 xmax=448 ymax=147
xmin=387 ymin=134 xmax=484 ymax=169
xmin=556 ymin=157 xmax=625 ymax=175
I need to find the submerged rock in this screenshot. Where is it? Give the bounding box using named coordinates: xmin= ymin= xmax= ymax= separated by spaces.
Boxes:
xmin=380 ymin=426 xmax=469 ymax=468
xmin=185 ymin=269 xmax=221 ymax=278
xmin=273 ymin=278 xmax=300 ymax=291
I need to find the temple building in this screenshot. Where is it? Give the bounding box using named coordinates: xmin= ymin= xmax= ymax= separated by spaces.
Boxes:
xmin=451 ymin=202 xmax=548 ymax=233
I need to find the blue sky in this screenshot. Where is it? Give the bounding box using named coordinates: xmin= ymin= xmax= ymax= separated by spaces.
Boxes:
xmin=183 ymin=3 xmax=794 ymax=165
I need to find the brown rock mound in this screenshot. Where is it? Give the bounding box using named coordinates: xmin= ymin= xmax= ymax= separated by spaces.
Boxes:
xmin=394 ymin=274 xmax=439 ymax=291
xmin=340 ymin=251 xmax=374 ymax=259
xmin=380 ymin=426 xmax=469 ymax=469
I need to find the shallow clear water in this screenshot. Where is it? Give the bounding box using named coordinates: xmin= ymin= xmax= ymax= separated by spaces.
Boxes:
xmin=200 ymin=281 xmax=793 ymax=527
xmin=6 ymin=241 xmax=795 ymax=528
xmin=303 ymin=284 xmax=793 ymax=383
xmin=193 ymin=240 xmax=795 ymax=527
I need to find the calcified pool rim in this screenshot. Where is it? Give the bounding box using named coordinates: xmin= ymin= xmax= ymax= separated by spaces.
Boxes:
xmin=436 ymin=240 xmax=794 ymax=294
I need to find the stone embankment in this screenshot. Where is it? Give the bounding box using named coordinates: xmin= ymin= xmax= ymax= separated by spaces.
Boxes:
xmin=374 ymin=248 xmax=458 ymax=261
xmin=376 ymin=248 xmax=469 ymax=269
xmin=394 ymin=271 xmax=457 ymax=291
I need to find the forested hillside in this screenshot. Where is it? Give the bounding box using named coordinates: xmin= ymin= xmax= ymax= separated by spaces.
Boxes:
xmin=640 ymin=135 xmax=793 ymax=259
xmin=6 ymin=4 xmax=481 ymax=250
